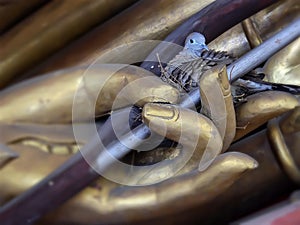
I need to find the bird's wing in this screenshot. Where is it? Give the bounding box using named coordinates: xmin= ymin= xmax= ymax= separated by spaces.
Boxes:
xmin=198 ymin=49 xmax=235 ymax=64
xmin=173 ymin=50 xmax=235 ymax=82
xmin=162 ymin=49 xmax=235 ymax=92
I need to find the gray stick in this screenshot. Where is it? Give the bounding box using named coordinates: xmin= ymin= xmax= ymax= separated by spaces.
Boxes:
xmin=227 ymin=17 xmax=300 ymax=82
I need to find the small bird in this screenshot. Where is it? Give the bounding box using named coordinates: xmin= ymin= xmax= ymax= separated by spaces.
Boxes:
xmin=161 ymin=32 xmax=235 ymax=93
xmin=160 ymin=32 xmax=300 ymax=104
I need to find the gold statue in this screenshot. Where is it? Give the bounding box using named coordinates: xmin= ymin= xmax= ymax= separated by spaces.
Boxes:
xmin=0 ymin=0 xmax=299 ymax=224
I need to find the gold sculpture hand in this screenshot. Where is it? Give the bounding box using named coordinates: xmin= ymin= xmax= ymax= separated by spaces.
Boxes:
xmin=0 ymin=61 xmax=258 ymax=225
xmin=0 ymin=1 xmax=299 ymax=224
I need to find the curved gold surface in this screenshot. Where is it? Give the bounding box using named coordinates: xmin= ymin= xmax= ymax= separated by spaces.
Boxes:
xmin=279 ymin=106 xmax=300 ymax=134
xmin=40 ymin=152 xmax=257 ymax=225
xmin=0 ymin=141 xmax=257 ymax=225
xmin=252 ymin=0 xmax=300 ymax=40
xmin=235 ymin=91 xmax=299 ymax=141
xmin=25 ymin=0 xmax=215 ymax=77
xmin=267 ymin=117 xmax=300 ymax=185
xmin=0 ymin=123 xmax=87 ymax=156
xmin=0 ymin=65 xmax=179 ymax=123
xmin=0 ymin=1 xmax=298 ymax=224
xmin=241 ymin=18 xmax=263 ymax=48
xmin=0 ymin=144 xmax=18 ymax=169
xmin=263 ymin=37 xmax=300 ymax=85
xmin=0 ymin=146 xmax=68 ymax=205
xmin=199 ymin=65 xmax=236 ymax=152
xmin=209 ymin=23 xmax=251 ymax=57
xmin=209 ymin=0 xmax=299 ymax=58
xmin=0 ymin=0 xmax=138 ymax=88
xmin=142 ymin=102 xmax=223 ymax=172
xmin=0 ymin=0 xmax=47 ymax=33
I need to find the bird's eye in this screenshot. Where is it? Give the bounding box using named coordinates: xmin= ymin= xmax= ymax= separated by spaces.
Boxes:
xmin=189 ymin=39 xmax=194 ymax=44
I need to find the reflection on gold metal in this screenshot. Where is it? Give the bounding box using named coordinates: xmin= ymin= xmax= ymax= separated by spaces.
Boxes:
xmin=199 ymin=65 xmax=236 ymax=152
xmin=0 ymin=144 xmax=18 ymax=169
xmin=0 ymin=0 xmax=47 ymax=33
xmin=241 ymin=18 xmax=263 ymax=48
xmin=40 ymin=152 xmax=257 ymax=225
xmin=0 ymin=146 xmax=68 ymax=205
xmin=209 ymin=0 xmax=299 ymax=57
xmin=0 ymin=65 xmax=179 ymax=123
xmin=0 ymin=123 xmax=84 ymax=144
xmin=142 ymin=103 xmax=223 ymax=172
xmin=0 ymin=1 xmax=298 ymax=224
xmin=278 ymin=107 xmax=300 ymax=170
xmin=0 ymin=123 xmax=88 ymax=157
xmin=279 ymin=106 xmax=300 ymax=134
xmin=0 ymin=134 xmax=256 ymax=225
xmin=10 ymin=138 xmax=80 ymax=155
xmin=209 ymin=23 xmax=251 ymax=57
xmin=263 ymin=37 xmax=300 ymax=85
xmin=28 ymin=0 xmax=216 ymax=76
xmin=267 ymin=116 xmax=300 ymax=185
xmin=251 ymin=0 xmax=300 ymax=40
xmin=0 ymin=0 xmax=138 ymax=88
xmin=235 ymin=91 xmax=299 ymax=141
xmin=131 ymin=146 xmax=182 ymax=166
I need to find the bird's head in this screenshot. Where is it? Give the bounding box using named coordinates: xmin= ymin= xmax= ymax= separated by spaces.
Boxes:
xmin=184 ymin=32 xmax=209 ymax=51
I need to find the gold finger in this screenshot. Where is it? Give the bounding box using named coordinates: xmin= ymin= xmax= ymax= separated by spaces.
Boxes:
xmin=142 ymin=102 xmax=223 ymax=172
xmin=235 ymin=91 xmax=299 ymax=141
xmin=0 ymin=65 xmax=179 ymax=123
xmin=199 ymin=65 xmax=236 ymax=152
xmin=39 ymin=152 xmax=257 ymax=225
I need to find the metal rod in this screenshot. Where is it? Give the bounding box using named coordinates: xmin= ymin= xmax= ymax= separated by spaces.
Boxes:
xmin=227 ymin=17 xmax=300 ymax=82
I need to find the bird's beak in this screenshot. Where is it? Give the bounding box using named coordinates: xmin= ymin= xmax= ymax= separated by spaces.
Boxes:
xmin=202 ymin=44 xmax=209 ymax=51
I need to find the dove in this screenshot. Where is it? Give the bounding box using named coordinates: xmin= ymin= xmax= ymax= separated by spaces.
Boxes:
xmin=161 ymin=32 xmax=235 ymax=93
xmin=161 ymin=32 xmax=300 ymax=104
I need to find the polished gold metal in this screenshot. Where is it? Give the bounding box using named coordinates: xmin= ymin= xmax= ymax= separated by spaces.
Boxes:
xmin=278 ymin=106 xmax=300 ymax=169
xmin=251 ymin=0 xmax=300 ymax=40
xmin=241 ymin=18 xmax=263 ymax=48
xmin=18 ymin=139 xmax=79 ymax=155
xmin=0 ymin=65 xmax=179 ymax=123
xmin=235 ymin=91 xmax=299 ymax=141
xmin=0 ymin=147 xmax=256 ymax=224
xmin=142 ymin=102 xmax=223 ymax=172
xmin=199 ymin=65 xmax=236 ymax=152
xmin=0 ymin=146 xmax=68 ymax=206
xmin=0 ymin=1 xmax=298 ymax=224
xmin=209 ymin=23 xmax=251 ymax=57
xmin=267 ymin=117 xmax=300 ymax=185
xmin=0 ymin=144 xmax=18 ymax=169
xmin=0 ymin=0 xmax=138 ymax=88
xmin=0 ymin=123 xmax=85 ymax=155
xmin=263 ymin=37 xmax=300 ymax=85
xmin=0 ymin=0 xmax=47 ymax=33
xmin=279 ymin=106 xmax=300 ymax=134
xmin=26 ymin=0 xmax=216 ymax=76
xmin=209 ymin=0 xmax=299 ymax=58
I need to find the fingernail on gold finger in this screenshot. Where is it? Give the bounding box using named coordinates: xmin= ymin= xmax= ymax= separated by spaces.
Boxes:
xmin=143 ymin=103 xmax=179 ymax=120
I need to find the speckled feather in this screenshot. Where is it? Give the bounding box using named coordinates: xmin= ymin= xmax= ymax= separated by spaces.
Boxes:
xmin=161 ymin=48 xmax=235 ymax=92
